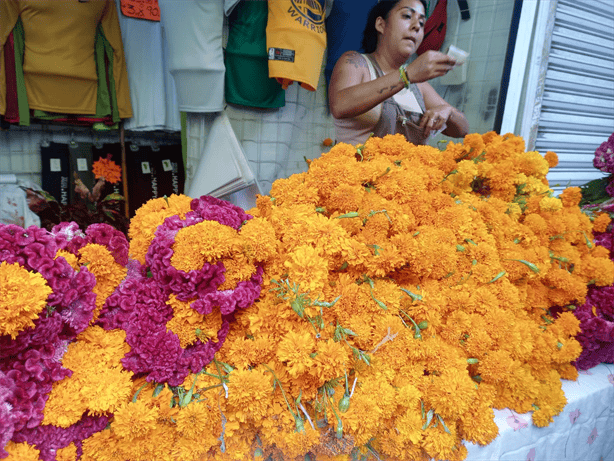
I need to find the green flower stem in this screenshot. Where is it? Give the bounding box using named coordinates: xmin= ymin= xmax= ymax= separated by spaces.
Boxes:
xmin=398 ymin=309 xmax=422 ymax=340
xmin=213 ymin=359 xmax=229 ymax=398
xmin=263 ymin=364 xmax=303 ymax=431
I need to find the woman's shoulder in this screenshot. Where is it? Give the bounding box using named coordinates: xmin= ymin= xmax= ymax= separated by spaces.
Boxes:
xmin=335 ymin=50 xmax=369 ymax=69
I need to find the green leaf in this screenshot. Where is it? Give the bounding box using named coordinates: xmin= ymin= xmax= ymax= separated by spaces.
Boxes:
xmin=370 ymin=290 xmax=388 ymax=310
xmin=132 ymin=383 xmax=148 ymax=403
xmin=579 ymin=176 xmax=611 ymax=206
xmin=422 ymin=409 xmax=434 ymax=430
xmin=506 ymin=259 xmax=540 ymax=273
xmin=400 ymin=287 xmax=423 ymax=302
xmin=313 ymin=295 xmax=341 ymax=308
xmin=152 ymin=383 xmax=165 ymax=397
xmin=335 ymin=211 xmax=360 ymax=219
xmin=487 ymin=271 xmax=506 ymax=283
xmin=437 ymin=414 xmax=452 ymax=434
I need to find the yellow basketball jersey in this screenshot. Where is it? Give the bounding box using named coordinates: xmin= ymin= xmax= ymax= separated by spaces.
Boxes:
xmin=266 ymin=0 xmax=327 ymax=92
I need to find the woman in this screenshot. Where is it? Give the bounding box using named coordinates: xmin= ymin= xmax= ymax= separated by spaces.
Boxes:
xmin=329 ymin=0 xmax=469 ymax=145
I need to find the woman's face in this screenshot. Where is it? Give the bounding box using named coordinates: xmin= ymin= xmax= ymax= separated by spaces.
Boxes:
xmin=377 ymin=0 xmax=426 ymax=56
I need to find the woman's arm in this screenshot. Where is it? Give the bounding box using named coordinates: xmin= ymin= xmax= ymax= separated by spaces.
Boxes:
xmin=329 ymin=50 xmax=458 ymax=121
xmin=418 ymin=82 xmax=469 ymax=138
xmin=328 ymin=51 xmax=406 ymax=119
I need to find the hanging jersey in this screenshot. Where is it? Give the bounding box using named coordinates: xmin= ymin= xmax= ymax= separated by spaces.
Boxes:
xmin=158 ymin=0 xmax=241 ymax=113
xmin=0 ymin=0 xmax=132 ymax=118
xmin=266 ymin=0 xmax=327 ymax=92
xmin=115 ymin=0 xmax=180 ymax=131
xmin=225 ymin=0 xmax=285 ymax=109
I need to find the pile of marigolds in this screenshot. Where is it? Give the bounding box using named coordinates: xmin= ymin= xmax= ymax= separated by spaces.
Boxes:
xmin=1 ymin=132 xmax=613 ymax=461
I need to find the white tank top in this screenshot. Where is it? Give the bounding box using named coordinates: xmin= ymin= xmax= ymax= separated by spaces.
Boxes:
xmin=332 ymin=55 xmax=382 ymax=145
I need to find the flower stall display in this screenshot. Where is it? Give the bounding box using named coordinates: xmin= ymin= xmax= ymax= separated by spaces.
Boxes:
xmin=1 ymin=131 xmax=613 ymax=461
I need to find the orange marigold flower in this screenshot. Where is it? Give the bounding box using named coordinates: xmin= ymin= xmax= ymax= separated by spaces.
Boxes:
xmin=592 ymin=212 xmax=611 ymax=233
xmin=166 ymin=293 xmax=223 ymax=347
xmin=276 ymin=330 xmax=316 ymax=377
xmin=544 ymin=150 xmax=559 ymax=168
xmin=176 ymin=400 xmax=220 ymax=441
xmin=171 ymin=220 xmax=239 ymax=271
xmin=79 ymin=243 xmax=127 ymax=320
xmin=0 ymin=261 xmax=52 ymax=339
xmin=112 ymin=400 xmax=159 ymax=441
xmin=3 ymin=441 xmax=41 ymax=461
xmin=92 ymin=154 xmax=122 ymax=184
xmin=322 ymin=137 xmax=333 ymax=147
xmin=56 ymin=443 xmax=78 ymax=461
xmin=559 ymin=186 xmax=583 ymax=208
xmin=239 ymin=217 xmax=278 ymax=263
xmin=226 ymin=367 xmax=273 ymax=422
xmin=539 ymin=196 xmax=563 ymax=213
xmin=128 ymin=194 xmax=193 ymax=264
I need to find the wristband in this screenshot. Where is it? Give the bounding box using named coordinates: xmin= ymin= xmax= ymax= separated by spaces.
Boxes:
xmin=399 ymin=63 xmax=410 ymax=88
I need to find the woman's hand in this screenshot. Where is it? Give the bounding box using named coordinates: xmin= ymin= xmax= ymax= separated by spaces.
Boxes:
xmin=419 ymin=104 xmax=453 ymax=137
xmin=406 ymin=50 xmax=456 ymax=83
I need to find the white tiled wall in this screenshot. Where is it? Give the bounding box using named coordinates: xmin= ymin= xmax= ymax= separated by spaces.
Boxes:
xmin=0 ymin=130 xmax=41 ymax=185
xmin=224 ymin=66 xmax=336 ymax=195
xmin=430 ymin=0 xmax=516 ymax=139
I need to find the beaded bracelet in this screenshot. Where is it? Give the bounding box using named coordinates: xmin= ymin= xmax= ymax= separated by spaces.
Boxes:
xmin=399 ymin=63 xmax=410 ymax=88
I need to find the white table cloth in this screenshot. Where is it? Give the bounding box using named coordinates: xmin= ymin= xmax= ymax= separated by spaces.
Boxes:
xmin=464 ymin=363 xmax=614 ymax=461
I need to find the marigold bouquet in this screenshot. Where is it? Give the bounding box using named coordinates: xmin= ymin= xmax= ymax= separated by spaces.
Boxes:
xmin=1 ymin=132 xmax=613 ymax=461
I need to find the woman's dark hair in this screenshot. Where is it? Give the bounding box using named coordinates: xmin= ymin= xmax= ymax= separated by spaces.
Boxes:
xmin=361 ymin=0 xmax=428 ymax=53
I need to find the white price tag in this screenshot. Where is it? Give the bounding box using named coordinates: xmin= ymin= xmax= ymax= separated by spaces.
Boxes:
xmin=162 ymin=159 xmax=173 ymax=172
xmin=447 ymin=45 xmax=469 ymax=66
xmin=393 ymin=89 xmax=423 ymax=114
xmin=77 ymin=158 xmax=88 ymax=171
xmin=141 ymin=161 xmax=151 ymax=174
xmin=50 ymin=158 xmax=61 ymax=172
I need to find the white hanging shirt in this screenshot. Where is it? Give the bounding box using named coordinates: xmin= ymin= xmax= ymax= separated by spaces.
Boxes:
xmin=115 ymin=0 xmax=181 ymax=131
xmin=158 ymin=0 xmax=241 ymax=113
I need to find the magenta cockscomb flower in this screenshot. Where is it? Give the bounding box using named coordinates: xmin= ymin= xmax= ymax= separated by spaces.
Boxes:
xmin=0 ymin=224 xmax=97 ymax=358
xmin=52 ymin=222 xmax=129 ymax=267
xmin=0 ymin=371 xmax=17 ymax=458
xmin=13 ymin=414 xmax=109 ymax=461
xmin=0 ymin=343 xmax=72 ymax=435
xmin=99 ymin=276 xmax=228 ymax=386
xmin=593 ymin=133 xmax=614 ymax=174
xmin=96 ymin=196 xmax=264 ymax=386
xmin=189 ymin=195 xmax=251 ymax=230
xmin=146 ymin=213 xmax=227 ymax=301
xmin=572 ymin=255 xmax=614 ymax=369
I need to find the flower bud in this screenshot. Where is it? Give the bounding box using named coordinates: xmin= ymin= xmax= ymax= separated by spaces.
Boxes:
xmin=338 ymin=393 xmax=351 ymax=413
xmin=336 ymin=418 xmax=343 ymax=439
xmin=295 ymin=417 xmax=305 ymax=433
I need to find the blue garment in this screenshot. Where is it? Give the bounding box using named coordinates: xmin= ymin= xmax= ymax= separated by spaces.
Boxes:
xmin=324 ymin=0 xmax=377 ymax=86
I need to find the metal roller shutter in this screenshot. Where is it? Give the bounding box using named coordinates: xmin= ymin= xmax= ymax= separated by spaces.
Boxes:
xmin=536 ymin=0 xmax=614 ymax=194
